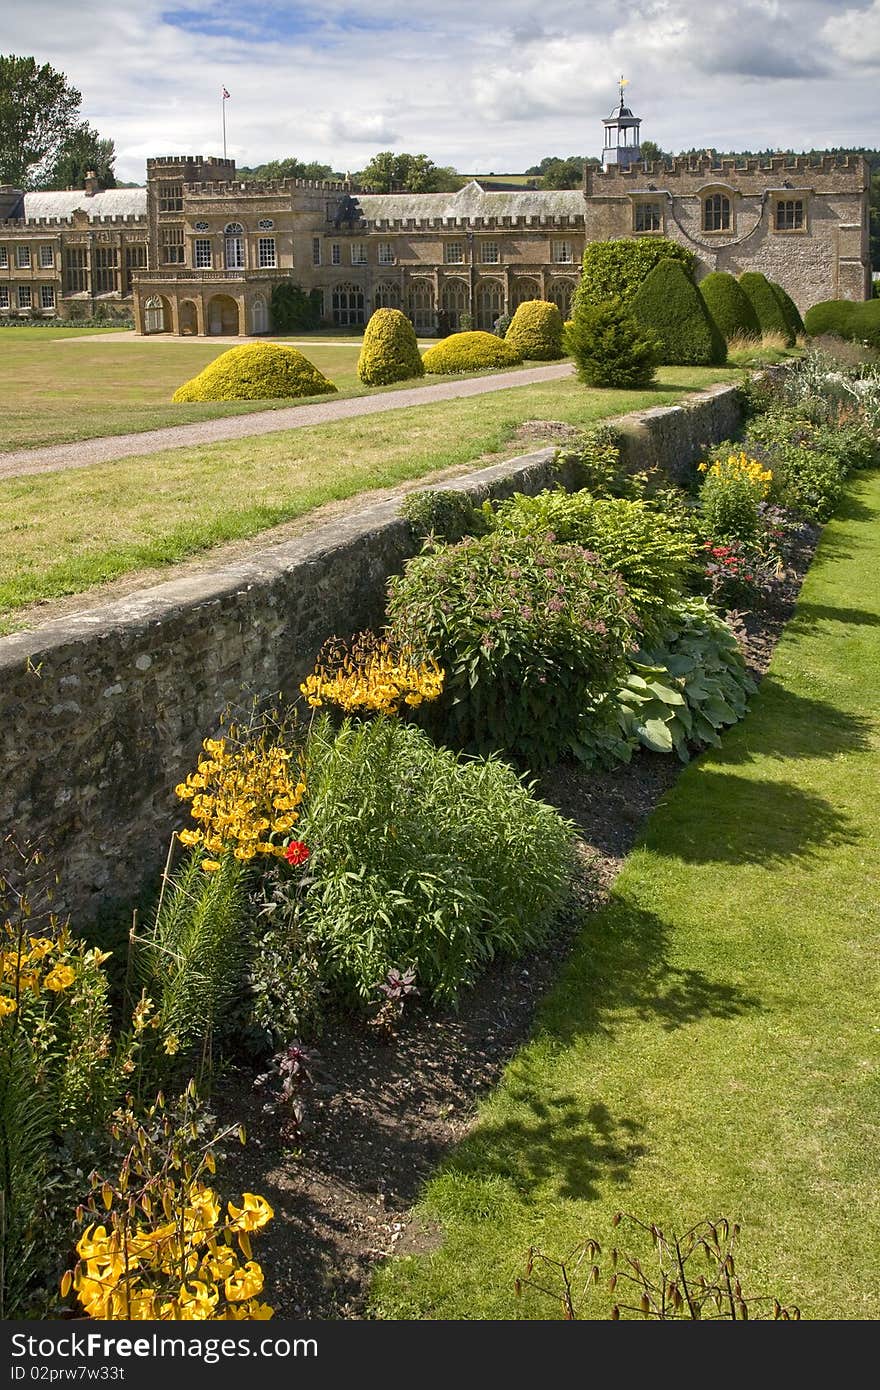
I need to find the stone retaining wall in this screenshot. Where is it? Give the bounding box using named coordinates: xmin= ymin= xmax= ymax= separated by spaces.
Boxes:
xmin=0 ymin=381 xmax=743 ymax=920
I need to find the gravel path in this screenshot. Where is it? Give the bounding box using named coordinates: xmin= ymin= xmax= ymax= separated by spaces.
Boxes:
xmin=0 ymin=362 xmax=574 ymax=480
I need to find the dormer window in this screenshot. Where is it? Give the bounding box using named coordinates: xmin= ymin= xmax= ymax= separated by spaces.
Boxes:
xmin=774 ymin=197 xmax=806 ymax=232
xmin=703 ymin=192 xmax=731 ymax=233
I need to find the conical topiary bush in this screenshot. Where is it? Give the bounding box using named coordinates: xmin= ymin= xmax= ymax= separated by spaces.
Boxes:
xmin=697 ymin=271 xmax=761 ymax=341
xmin=630 ymin=259 xmax=727 ymax=365
xmin=769 ymin=281 xmax=805 ymax=337
xmin=738 ymin=272 xmax=795 ymax=345
xmin=357 ymin=307 xmax=425 ymax=385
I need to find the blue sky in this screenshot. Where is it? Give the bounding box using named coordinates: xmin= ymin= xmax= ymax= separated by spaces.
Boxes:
xmin=6 ymin=0 xmax=880 ymax=181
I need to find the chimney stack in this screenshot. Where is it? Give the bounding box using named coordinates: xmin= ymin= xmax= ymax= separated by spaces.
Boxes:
xmin=84 ymin=170 xmax=99 ymax=196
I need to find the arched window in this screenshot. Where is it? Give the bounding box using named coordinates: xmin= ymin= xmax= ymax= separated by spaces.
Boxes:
xmin=407 ymin=280 xmax=434 ymax=333
xmin=143 ymin=295 xmax=165 ymax=334
xmin=548 ymin=279 xmax=576 ymax=319
xmin=511 ymin=278 xmax=540 ymax=310
xmin=224 ymin=222 xmax=245 ymax=269
xmin=703 ymin=193 xmax=731 ymax=232
xmin=476 ymin=279 xmax=503 ymax=331
xmin=252 ymin=295 xmax=268 ymax=334
xmin=332 ymin=281 xmax=365 ymax=326
xmin=440 ymin=278 xmax=469 ymax=330
xmin=374 ymin=281 xmax=401 ymax=310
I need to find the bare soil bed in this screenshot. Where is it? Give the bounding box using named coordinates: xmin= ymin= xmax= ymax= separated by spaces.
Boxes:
xmin=219 ymin=520 xmax=818 ymax=1319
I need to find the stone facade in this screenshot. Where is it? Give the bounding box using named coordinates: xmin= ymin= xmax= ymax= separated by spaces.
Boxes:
xmin=0 ymin=141 xmax=870 ymax=333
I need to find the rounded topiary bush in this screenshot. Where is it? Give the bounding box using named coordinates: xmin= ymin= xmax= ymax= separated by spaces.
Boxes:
xmin=803 ymin=298 xmax=861 ymax=339
xmin=504 ymin=299 xmax=565 ymax=360
xmin=564 ymin=299 xmax=658 ymax=388
xmin=698 ymin=271 xmax=761 ymax=342
xmin=357 ymin=307 xmax=424 ymax=386
xmin=770 ymin=281 xmax=805 ymax=337
xmin=172 ymin=343 xmax=337 ymax=402
xmin=386 ymin=531 xmax=637 ymax=768
xmin=804 ymin=298 xmax=880 ymax=349
xmin=630 ymin=259 xmax=727 ymax=365
xmin=738 ymin=272 xmax=794 ymax=345
xmin=421 ymin=331 xmax=522 ymax=374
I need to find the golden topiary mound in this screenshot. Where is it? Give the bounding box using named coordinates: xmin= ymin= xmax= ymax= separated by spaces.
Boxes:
xmin=172 ymin=343 xmax=338 ymax=402
xmin=357 ymin=308 xmax=425 ymax=386
xmin=504 ymin=299 xmax=565 ymax=360
xmin=421 ymin=331 xmax=523 ymax=375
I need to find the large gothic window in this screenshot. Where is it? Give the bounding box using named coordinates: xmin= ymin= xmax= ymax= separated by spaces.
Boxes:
xmin=332 ymin=282 xmax=365 ymax=326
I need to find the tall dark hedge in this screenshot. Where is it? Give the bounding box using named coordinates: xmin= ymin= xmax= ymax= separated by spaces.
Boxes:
xmin=572 ymin=237 xmax=696 ymax=315
xmin=630 ymin=258 xmax=727 ymax=365
xmin=564 ymin=298 xmax=659 ymax=388
xmin=698 ymin=271 xmax=761 ymax=341
xmin=737 ymin=272 xmax=794 ymax=345
xmin=770 ymin=282 xmax=805 ymax=336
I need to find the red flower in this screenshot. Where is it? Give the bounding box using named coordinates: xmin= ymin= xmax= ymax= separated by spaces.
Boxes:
xmin=285 ymin=841 xmax=310 ymax=866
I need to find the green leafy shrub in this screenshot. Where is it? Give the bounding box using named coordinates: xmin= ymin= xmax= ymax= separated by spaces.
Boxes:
xmin=769 ymin=282 xmax=805 ymax=336
xmin=697 ymin=272 xmax=761 ymax=341
xmin=270 ymin=282 xmax=323 ymax=333
xmin=400 ymin=488 xmax=486 ymax=543
xmin=581 ymin=598 xmax=756 ymax=766
xmin=804 ymin=298 xmax=880 ymax=351
xmin=572 ymin=237 xmax=696 ymax=313
xmin=504 ymin=299 xmax=565 ymax=360
xmin=493 ymin=313 xmax=512 ymax=338
xmin=287 ymin=713 xmax=573 ymax=1004
xmin=738 ymin=272 xmax=794 ymax=345
xmin=744 ymin=410 xmax=851 ymax=521
xmin=421 ymin=331 xmax=522 ymax=374
xmin=172 ymin=343 xmax=337 ymax=402
xmin=357 ymin=307 xmax=425 ymax=386
xmin=490 ymin=488 xmax=697 ymax=636
xmin=630 ymin=259 xmax=727 ymax=365
xmin=564 ymin=299 xmax=659 ymax=388
xmin=386 ymin=531 xmax=636 ymax=767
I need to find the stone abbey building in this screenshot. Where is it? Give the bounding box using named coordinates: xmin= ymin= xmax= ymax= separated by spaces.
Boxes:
xmin=0 ymin=94 xmax=871 ymax=336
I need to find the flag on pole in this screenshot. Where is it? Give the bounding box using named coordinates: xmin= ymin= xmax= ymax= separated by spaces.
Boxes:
xmin=222 ymin=86 xmax=230 ymax=99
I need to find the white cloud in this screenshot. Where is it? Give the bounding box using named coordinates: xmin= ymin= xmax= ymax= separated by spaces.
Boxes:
xmin=2 ymin=1 xmax=876 ymax=182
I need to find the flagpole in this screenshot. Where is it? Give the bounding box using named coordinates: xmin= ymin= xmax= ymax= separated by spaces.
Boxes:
xmin=222 ymin=88 xmax=227 ymax=160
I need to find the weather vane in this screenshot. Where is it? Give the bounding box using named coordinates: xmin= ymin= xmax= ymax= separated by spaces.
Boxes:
xmin=619 ymin=74 xmax=629 ymax=103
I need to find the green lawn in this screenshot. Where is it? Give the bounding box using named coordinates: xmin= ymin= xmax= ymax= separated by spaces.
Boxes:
xmin=372 ymin=470 xmax=880 ymax=1321
xmin=0 ymin=327 xmax=549 ymax=453
xmin=0 ymin=367 xmax=740 ymax=633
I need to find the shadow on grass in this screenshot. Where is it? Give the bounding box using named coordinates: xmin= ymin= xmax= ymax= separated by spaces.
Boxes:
xmin=652 ymin=769 xmax=856 ymax=865
xmin=787 ymin=601 xmax=880 ymax=630
xmin=722 ymin=679 xmax=874 ymax=763
xmin=432 ymin=899 xmax=761 ymax=1205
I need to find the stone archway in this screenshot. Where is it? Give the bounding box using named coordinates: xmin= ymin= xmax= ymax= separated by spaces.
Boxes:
xmin=179 ymin=300 xmax=198 ymax=335
xmin=207 ymin=294 xmax=240 ymax=336
xmin=143 ymin=295 xmax=170 ymax=334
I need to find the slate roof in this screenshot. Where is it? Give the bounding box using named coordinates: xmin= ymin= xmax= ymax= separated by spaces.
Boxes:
xmin=22 ymin=188 xmax=147 ymax=221
xmin=356 ymin=180 xmax=585 ymax=223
